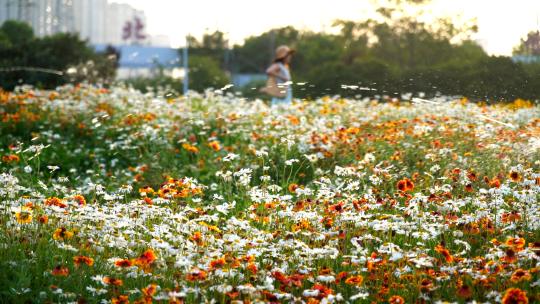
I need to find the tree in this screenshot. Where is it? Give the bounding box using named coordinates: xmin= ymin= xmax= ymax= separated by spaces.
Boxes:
xmin=188 ymin=30 xmax=230 ymax=70
xmin=0 ymin=20 xmax=33 ymax=46
xmin=188 ymin=55 xmax=230 ymax=92
xmin=0 ymin=31 xmax=12 ymax=49
xmin=0 ymin=21 xmax=116 ymax=90
xmin=513 ymin=31 xmax=540 ymax=56
xmin=232 ymin=26 xmax=301 ymax=73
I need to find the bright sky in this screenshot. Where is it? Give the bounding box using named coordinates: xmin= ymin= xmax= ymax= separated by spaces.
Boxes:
xmin=112 ymin=0 xmax=540 ymax=56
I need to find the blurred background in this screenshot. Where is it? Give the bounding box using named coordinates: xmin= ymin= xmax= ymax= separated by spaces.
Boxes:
xmin=2 ymin=0 xmax=540 ymax=101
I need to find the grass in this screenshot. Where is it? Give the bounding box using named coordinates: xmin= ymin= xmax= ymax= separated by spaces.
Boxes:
xmin=0 ymin=86 xmax=539 ymax=303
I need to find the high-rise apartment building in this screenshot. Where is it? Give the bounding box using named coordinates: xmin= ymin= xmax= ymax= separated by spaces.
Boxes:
xmin=0 ymin=0 xmax=76 ymax=36
xmin=0 ymin=0 xmax=150 ymax=46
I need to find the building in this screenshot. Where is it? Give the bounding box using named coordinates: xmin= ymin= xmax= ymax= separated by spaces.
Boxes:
xmin=0 ymin=0 xmax=181 ymax=80
xmin=94 ymin=44 xmax=182 ymax=79
xmin=105 ymin=2 xmax=147 ymax=46
xmin=0 ymin=0 xmax=149 ymax=46
xmin=0 ymin=0 xmax=76 ymax=37
xmin=512 ymin=31 xmax=540 ymax=64
xmin=73 ymin=0 xmax=107 ymax=44
xmin=512 ymin=55 xmax=540 ymax=64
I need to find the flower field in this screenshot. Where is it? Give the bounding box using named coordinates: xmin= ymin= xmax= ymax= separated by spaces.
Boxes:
xmin=0 ymin=85 xmax=539 ymax=304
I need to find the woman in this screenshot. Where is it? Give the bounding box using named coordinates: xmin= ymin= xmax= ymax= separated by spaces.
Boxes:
xmin=266 ymin=45 xmax=295 ymax=105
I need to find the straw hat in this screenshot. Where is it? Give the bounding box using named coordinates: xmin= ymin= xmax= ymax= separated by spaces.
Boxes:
xmin=274 ymin=45 xmax=295 ymax=61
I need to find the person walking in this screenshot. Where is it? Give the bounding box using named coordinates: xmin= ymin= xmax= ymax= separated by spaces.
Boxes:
xmin=265 ymin=45 xmax=295 ymax=105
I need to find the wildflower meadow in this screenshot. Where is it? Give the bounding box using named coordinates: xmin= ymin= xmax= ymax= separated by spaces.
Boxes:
xmin=0 ymin=85 xmax=539 ymax=303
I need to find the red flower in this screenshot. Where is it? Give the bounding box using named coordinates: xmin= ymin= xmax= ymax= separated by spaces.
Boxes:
xmin=502 ymin=288 xmax=528 ymax=304
xmin=186 ymin=268 xmax=207 ymax=281
xmin=396 ymin=178 xmax=414 ymax=192
xmin=344 ymin=275 xmax=364 ymax=286
xmin=73 ymin=255 xmax=94 ymax=267
xmin=209 ymin=257 xmax=226 ymax=270
xmin=388 ymin=295 xmax=405 ymax=304
xmin=103 ymin=276 xmax=123 ymax=286
xmin=435 ymin=244 xmax=454 ymax=263
xmin=72 ymin=194 xmax=86 ymax=206
xmin=111 ymin=295 xmax=129 ymax=304
xmin=51 ymin=265 xmax=69 ymax=276
xmin=115 ymin=259 xmax=133 ymax=267
xmin=134 ymin=249 xmax=157 ymax=266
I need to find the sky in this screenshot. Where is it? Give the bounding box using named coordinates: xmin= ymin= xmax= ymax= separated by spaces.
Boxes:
xmin=112 ymin=0 xmax=540 ymax=56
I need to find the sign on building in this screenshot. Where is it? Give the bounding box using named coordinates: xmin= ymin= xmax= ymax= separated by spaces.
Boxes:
xmin=122 ymin=17 xmax=146 ymax=43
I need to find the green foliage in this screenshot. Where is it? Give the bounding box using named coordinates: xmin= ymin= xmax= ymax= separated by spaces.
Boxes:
xmin=188 ymin=55 xmax=230 ymax=92
xmin=238 ymin=79 xmax=268 ymax=100
xmin=0 ymin=20 xmax=34 ymax=46
xmin=513 ymin=30 xmax=540 ymax=56
xmin=188 ymin=31 xmax=228 ymax=56
xmin=0 ymin=86 xmax=538 ymax=302
xmin=221 ymin=7 xmax=540 ymax=101
xmin=0 ymin=31 xmax=11 ymax=49
xmin=125 ymin=75 xmax=183 ymax=94
xmin=233 ymin=26 xmax=301 ymax=73
xmin=0 ymin=21 xmax=117 ymax=90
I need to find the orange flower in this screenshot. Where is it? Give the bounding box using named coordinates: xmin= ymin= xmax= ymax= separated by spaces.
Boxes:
xmin=182 ymin=143 xmax=199 ymax=153
xmin=186 ymin=268 xmax=207 ymax=281
xmin=344 ymin=275 xmax=364 ymax=286
xmin=489 ymin=178 xmax=501 ymax=188
xmin=246 ymin=263 xmax=258 ymax=275
xmin=53 ymin=227 xmax=74 ymax=240
xmin=321 ymin=216 xmax=333 ymax=229
xmin=502 ymin=211 xmax=522 ymax=223
xmin=457 ymin=284 xmax=472 ymax=299
xmin=287 ymin=115 xmax=300 ymax=125
xmin=139 ymin=186 xmax=155 ymax=196
xmin=419 ymin=279 xmax=434 ymax=292
xmin=435 ymin=244 xmax=454 ymax=263
xmin=51 ymin=265 xmax=69 ymax=276
xmin=508 ymin=171 xmax=522 ymax=182
xmin=467 ymin=171 xmax=477 ymax=181
xmin=115 ymin=259 xmax=133 ymax=267
xmin=209 ymin=257 xmax=226 ymax=270
xmin=502 ymin=248 xmax=518 ymax=263
xmin=502 ymin=288 xmax=528 ymax=304
xmin=72 ymin=195 xmax=86 ymax=206
xmin=388 ymin=295 xmax=406 ymax=304
xmin=111 ymin=295 xmax=129 ymax=304
xmin=2 ymin=154 xmax=20 ymax=163
xmin=288 ymin=183 xmax=299 ymax=193
xmin=103 ymin=276 xmax=123 ymax=286
xmin=190 ymin=231 xmax=204 ymax=246
xmin=396 ymin=179 xmax=407 ymax=191
xmin=73 ymin=255 xmax=94 ymax=267
xmin=134 ymin=249 xmax=157 ymax=266
xmin=141 ymin=284 xmax=158 ymax=296
xmin=506 ymin=237 xmax=526 ymax=251
xmin=328 ymin=202 xmax=344 ymax=213
xmin=15 ymin=207 xmax=32 ymax=224
xmin=45 ymin=197 xmax=67 ymax=208
xmin=335 ymin=271 xmax=348 ymax=283
xmin=396 ymin=178 xmax=414 ymax=192
xmin=405 ymin=178 xmax=414 ymax=191
xmin=510 ymin=269 xmax=531 ymax=283
xmin=38 ymin=215 xmax=48 ymax=224
xmin=208 ymin=141 xmax=221 ymax=151
xmin=312 ymin=283 xmax=333 ymax=299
